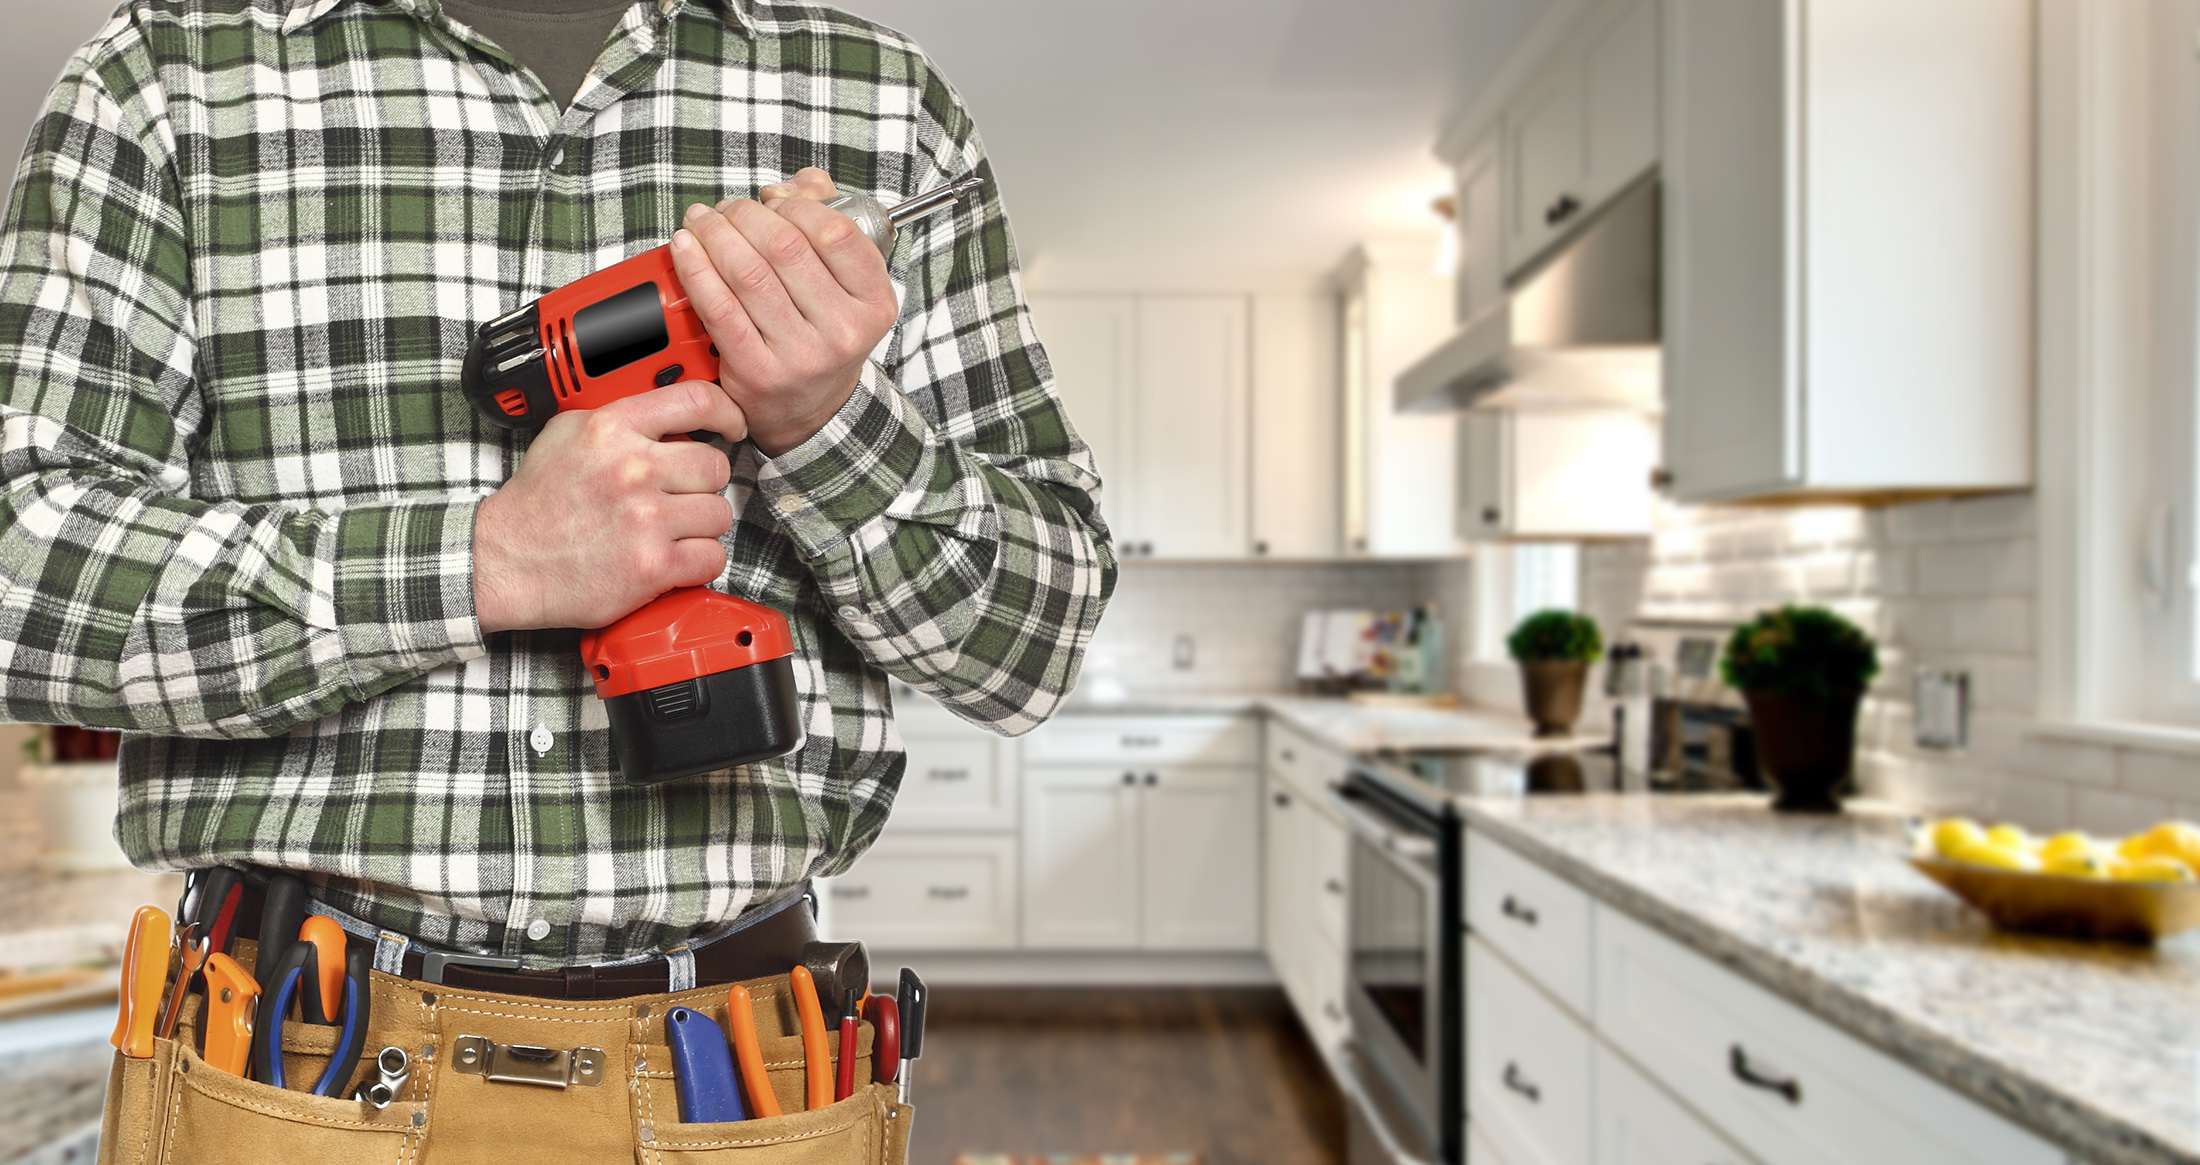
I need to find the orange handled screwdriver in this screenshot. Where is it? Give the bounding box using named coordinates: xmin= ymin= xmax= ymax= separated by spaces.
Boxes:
xmin=788 ymin=965 xmax=831 ymax=1110
xmin=724 ymin=983 xmax=781 ymax=1118
xmin=200 ymin=953 xmax=260 ymax=1077
xmin=110 ymin=906 xmax=170 ymax=1059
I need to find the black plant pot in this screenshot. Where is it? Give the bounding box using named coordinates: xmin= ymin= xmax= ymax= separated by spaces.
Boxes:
xmin=1741 ymin=689 xmax=1862 ymax=813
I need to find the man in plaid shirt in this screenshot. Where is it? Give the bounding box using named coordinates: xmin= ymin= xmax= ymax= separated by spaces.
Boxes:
xmin=0 ymin=0 xmax=1112 ymax=983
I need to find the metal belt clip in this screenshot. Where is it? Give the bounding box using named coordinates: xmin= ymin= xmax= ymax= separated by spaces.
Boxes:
xmin=419 ymin=951 xmax=523 ymax=984
xmin=452 ymin=1035 xmax=606 ymax=1089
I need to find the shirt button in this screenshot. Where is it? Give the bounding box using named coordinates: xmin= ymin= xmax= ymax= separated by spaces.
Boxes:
xmin=529 ymin=724 xmax=553 ymax=754
xmin=837 ymin=605 xmax=863 ymax=621
xmin=549 ymin=147 xmax=565 ymax=169
xmin=526 ymin=918 xmax=551 ymax=941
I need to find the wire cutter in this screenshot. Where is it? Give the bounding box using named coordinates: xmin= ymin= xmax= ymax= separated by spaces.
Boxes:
xmin=250 ymin=940 xmax=372 ymax=1096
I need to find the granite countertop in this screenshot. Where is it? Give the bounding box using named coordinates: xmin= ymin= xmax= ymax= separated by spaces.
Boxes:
xmin=1051 ymin=689 xmax=1609 ymax=756
xmin=1458 ymin=794 xmax=2200 ymax=1165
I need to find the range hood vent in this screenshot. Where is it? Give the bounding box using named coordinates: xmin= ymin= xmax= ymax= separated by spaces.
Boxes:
xmin=1398 ymin=178 xmax=1661 ymax=413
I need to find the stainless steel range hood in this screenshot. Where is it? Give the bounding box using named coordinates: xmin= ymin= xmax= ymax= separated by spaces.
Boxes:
xmin=1397 ymin=178 xmax=1661 ymax=413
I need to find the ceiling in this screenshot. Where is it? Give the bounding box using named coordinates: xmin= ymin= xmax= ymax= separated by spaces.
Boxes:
xmin=840 ymin=0 xmax=1548 ymax=291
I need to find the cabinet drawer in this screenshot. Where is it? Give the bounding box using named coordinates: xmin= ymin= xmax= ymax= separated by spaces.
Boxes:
xmin=1265 ymin=719 xmax=1351 ymax=801
xmin=1024 ymin=714 xmax=1256 ymax=766
xmin=1468 ymin=936 xmax=1593 ymax=1165
xmin=822 ymin=833 xmax=1018 ymax=950
xmin=1595 ymin=909 xmax=2061 ymax=1165
xmin=1306 ymin=932 xmax=1349 ymax=1060
xmin=1309 ymin=807 xmax=1349 ymax=950
xmin=1466 ymin=830 xmax=1594 ymax=1017
xmin=893 ymin=734 xmax=1014 ymax=830
xmin=1595 ymin=1041 xmax=1750 ymax=1165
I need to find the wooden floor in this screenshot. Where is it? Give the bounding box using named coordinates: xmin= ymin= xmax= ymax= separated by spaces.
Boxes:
xmin=904 ymin=986 xmax=1345 ymax=1165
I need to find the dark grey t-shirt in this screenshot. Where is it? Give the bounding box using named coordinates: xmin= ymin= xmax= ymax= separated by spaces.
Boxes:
xmin=443 ymin=0 xmax=632 ymax=109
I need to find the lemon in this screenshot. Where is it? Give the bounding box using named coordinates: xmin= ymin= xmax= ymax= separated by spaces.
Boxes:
xmin=2039 ymin=831 xmax=2099 ymax=863
xmin=1949 ymin=840 xmax=2042 ymax=872
xmin=1985 ymin=823 xmax=2034 ymax=851
xmin=2114 ymin=854 xmax=2197 ymax=883
xmin=2128 ymin=821 xmax=2200 ymax=868
xmin=2041 ymin=851 xmax=2111 ymax=879
xmin=1930 ymin=818 xmax=1989 ymax=859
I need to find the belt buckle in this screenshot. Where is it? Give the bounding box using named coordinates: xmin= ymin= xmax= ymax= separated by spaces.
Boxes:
xmin=420 ymin=951 xmax=524 ymax=984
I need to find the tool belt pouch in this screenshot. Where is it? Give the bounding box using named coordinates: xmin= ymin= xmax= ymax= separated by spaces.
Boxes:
xmin=94 ymin=968 xmax=912 ymax=1165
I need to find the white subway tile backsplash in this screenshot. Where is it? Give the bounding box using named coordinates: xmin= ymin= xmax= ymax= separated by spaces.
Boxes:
xmin=1947 ymin=597 xmax=2032 ymax=654
xmin=2118 ymin=750 xmax=2200 ymax=800
xmin=1914 ymin=540 xmax=2034 ymax=598
xmin=1990 ymin=774 xmax=2074 ymax=833
xmin=2073 ymin=787 xmax=2176 ymax=836
xmin=1882 ymin=499 xmax=1954 ymax=545
xmin=1949 ymin=492 xmax=2034 ymax=541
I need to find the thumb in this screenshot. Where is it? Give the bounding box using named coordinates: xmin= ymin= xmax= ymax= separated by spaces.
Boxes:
xmin=606 ymin=380 xmax=750 ymax=444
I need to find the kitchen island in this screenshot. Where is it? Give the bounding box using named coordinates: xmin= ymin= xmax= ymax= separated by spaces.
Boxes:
xmin=1459 ymin=793 xmax=2199 ymax=1165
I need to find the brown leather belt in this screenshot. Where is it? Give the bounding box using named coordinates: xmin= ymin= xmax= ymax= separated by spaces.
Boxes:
xmin=396 ymin=897 xmax=816 ymax=999
xmin=219 ymin=869 xmax=816 ymax=1001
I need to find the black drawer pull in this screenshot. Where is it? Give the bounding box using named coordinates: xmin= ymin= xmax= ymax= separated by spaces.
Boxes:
xmin=1324 ymin=878 xmax=1345 ymax=896
xmin=830 ymin=886 xmax=870 ymax=900
xmin=1729 ymin=1045 xmax=1801 ymax=1104
xmin=927 ymin=885 xmax=970 ymax=900
xmin=927 ymin=767 xmax=970 ymax=782
xmin=1501 ymin=895 xmax=1539 ymax=926
xmin=1274 ymin=792 xmax=1292 ymax=807
xmin=1281 ymin=748 xmax=1297 ymax=762
xmin=1501 ymin=1062 xmax=1541 ymax=1103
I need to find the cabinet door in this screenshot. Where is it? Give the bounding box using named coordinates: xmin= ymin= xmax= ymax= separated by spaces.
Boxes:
xmin=1138 ymin=765 xmax=1260 ymax=950
xmin=1249 ymin=292 xmax=1339 ymax=559
xmin=1455 ymin=137 xmax=1505 ymax=324
xmin=1468 ymin=938 xmax=1594 ymax=1165
xmin=1021 ymin=767 xmax=1140 ymax=948
xmin=1583 ymin=0 xmax=1659 ymax=203
xmin=1595 ymin=1042 xmax=1752 ymax=1165
xmin=1505 ymin=59 xmax=1586 ymax=273
xmin=1027 ymin=295 xmax=1137 ymax=536
xmin=1456 ymin=411 xmax=1510 ymax=539
xmin=1132 ymin=296 xmax=1249 ymax=558
xmin=1263 ymin=774 xmax=1312 ymax=1011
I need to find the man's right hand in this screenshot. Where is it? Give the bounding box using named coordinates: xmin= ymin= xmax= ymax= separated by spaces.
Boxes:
xmin=473 ymin=381 xmax=748 ymax=634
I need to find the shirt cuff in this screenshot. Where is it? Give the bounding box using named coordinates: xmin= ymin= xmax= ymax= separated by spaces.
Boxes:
xmin=755 ymin=364 xmax=936 ymax=559
xmin=325 ymin=494 xmax=488 ymax=682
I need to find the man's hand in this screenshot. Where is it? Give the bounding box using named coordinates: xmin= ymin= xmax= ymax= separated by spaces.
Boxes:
xmin=474 ymin=381 xmax=747 ymax=633
xmin=669 ymin=168 xmax=900 ymax=457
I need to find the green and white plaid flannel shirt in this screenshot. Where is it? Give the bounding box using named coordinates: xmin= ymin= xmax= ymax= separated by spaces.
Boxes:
xmin=0 ymin=0 xmax=1113 ymax=965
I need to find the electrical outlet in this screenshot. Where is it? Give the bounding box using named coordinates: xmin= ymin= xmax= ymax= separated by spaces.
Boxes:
xmin=1914 ymin=668 xmax=1968 ymax=749
xmin=1172 ymin=634 xmax=1196 ymax=671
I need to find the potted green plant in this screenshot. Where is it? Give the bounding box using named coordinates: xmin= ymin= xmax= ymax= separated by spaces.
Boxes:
xmin=1508 ymin=609 xmax=1603 ymax=737
xmin=1720 ymin=605 xmax=1880 ymax=813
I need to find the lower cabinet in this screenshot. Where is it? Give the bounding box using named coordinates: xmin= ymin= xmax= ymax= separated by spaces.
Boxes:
xmin=1465 ymin=827 xmax=2070 ymax=1165
xmin=1262 ymin=723 xmax=1354 ymax=1060
xmin=824 ymin=832 xmax=1019 ymax=949
xmin=1021 ymin=714 xmax=1262 ymax=952
xmin=1467 ymin=937 xmax=1593 ymax=1165
xmin=1595 ymin=1042 xmax=1750 ymax=1165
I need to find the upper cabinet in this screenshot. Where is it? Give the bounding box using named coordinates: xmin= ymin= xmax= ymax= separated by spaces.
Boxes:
xmin=1031 ymin=291 xmax=1342 ymax=560
xmin=1659 ymin=0 xmax=2033 ymax=503
xmin=1339 ymin=241 xmax=1460 ymax=558
xmin=1503 ymin=0 xmax=1660 ymax=275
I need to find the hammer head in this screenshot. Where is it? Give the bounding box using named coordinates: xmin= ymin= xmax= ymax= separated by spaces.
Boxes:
xmin=800 ymin=940 xmax=870 ymax=1022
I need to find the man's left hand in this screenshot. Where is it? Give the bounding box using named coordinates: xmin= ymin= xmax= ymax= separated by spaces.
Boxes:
xmin=669 ymin=168 xmax=900 ymax=457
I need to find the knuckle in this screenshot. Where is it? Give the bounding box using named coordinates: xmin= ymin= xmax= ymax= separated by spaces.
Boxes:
xmin=768 ymin=229 xmax=811 ymax=265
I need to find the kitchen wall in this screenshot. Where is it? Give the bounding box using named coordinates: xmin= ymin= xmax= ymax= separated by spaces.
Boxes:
xmin=1578 ymin=493 xmax=2200 ymax=833
xmin=1084 ymin=560 xmax=1430 ymax=695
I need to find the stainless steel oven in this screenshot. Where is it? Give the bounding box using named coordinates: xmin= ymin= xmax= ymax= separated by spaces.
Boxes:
xmin=1333 ymin=765 xmax=1460 ymax=1165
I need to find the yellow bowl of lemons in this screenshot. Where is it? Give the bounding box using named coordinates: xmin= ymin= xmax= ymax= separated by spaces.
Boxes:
xmin=1908 ymin=818 xmax=2200 ymax=942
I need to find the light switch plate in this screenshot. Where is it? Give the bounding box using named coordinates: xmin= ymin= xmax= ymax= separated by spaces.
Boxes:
xmin=1914 ymin=668 xmax=1968 ymax=749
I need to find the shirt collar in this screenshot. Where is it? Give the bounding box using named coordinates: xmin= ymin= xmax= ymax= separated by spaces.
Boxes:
xmin=280 ymin=0 xmax=754 ymax=38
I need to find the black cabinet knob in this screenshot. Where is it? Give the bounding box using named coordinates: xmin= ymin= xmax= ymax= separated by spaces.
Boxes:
xmin=1544 ymin=194 xmax=1581 ymax=227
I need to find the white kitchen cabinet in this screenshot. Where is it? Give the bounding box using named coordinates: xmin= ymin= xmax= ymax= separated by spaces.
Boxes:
xmin=1595 ymin=1042 xmax=1753 ymax=1165
xmin=1141 ymin=765 xmax=1261 ymax=950
xmin=1453 ymin=135 xmax=1504 ymax=326
xmin=1022 ymin=714 xmax=1261 ymax=952
xmin=1131 ymin=297 xmax=1249 ymax=558
xmin=1595 ymin=907 xmax=2062 ymax=1165
xmin=823 ymin=832 xmax=1019 ymax=950
xmin=1262 ymin=721 xmax=1354 ymax=1055
xmin=1021 ymin=766 xmax=1141 ymax=948
xmin=1503 ymin=0 xmax=1659 ymax=274
xmin=1659 ymin=0 xmax=2032 ymax=502
xmin=1338 ymin=240 xmax=1459 ymax=558
xmin=1465 ymin=829 xmax=1595 ymax=1018
xmin=1028 ymin=294 xmax=1134 ymax=511
xmin=1468 ymin=936 xmax=1595 ymax=1165
xmin=1456 ymin=408 xmax=1657 ymax=541
xmin=1263 ymin=774 xmax=1313 ymax=1007
xmin=1250 ymin=291 xmax=1341 ymax=559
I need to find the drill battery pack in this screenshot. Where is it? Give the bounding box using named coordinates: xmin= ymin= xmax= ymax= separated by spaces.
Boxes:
xmin=581 ymin=588 xmax=804 ymax=784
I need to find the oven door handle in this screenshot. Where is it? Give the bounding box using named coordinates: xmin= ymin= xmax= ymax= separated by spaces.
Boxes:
xmin=1338 ymin=1043 xmax=1441 ymax=1165
xmin=1330 ymin=789 xmax=1439 ymax=863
